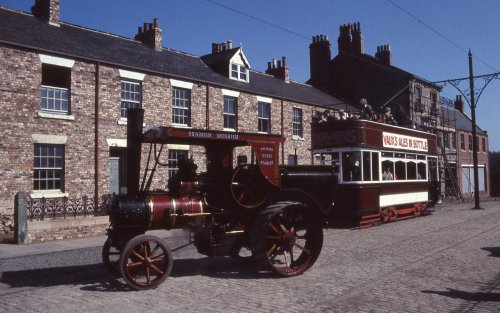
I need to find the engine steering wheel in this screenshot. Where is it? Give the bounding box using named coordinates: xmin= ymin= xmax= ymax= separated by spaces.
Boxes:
xmin=230 ymin=164 xmax=269 ymax=209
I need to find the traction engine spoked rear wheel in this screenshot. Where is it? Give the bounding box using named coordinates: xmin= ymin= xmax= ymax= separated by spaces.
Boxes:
xmin=231 ymin=164 xmax=269 ymax=209
xmin=119 ymin=235 xmax=173 ymax=290
xmin=102 ymin=238 xmax=121 ymax=275
xmin=250 ymin=202 xmax=323 ymax=276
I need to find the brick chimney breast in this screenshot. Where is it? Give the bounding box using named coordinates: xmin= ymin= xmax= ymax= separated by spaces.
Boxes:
xmin=265 ymin=56 xmax=289 ymax=82
xmin=375 ymin=44 xmax=392 ymax=65
xmin=135 ymin=18 xmax=163 ymax=50
xmin=352 ymin=22 xmax=364 ymax=54
xmin=338 ymin=23 xmax=353 ymax=55
xmin=454 ymin=95 xmax=464 ymax=112
xmin=309 ymin=34 xmax=331 ymax=88
xmin=31 ymin=0 xmax=60 ymax=26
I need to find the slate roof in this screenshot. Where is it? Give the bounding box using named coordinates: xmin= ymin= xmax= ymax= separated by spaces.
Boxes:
xmin=0 ymin=7 xmax=353 ymax=110
xmin=441 ymin=105 xmax=486 ymax=135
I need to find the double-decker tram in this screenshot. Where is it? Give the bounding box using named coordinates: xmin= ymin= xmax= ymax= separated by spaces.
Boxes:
xmin=311 ymin=119 xmax=440 ymax=226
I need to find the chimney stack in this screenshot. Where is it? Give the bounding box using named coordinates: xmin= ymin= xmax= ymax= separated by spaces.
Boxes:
xmin=31 ymin=0 xmax=60 ymax=26
xmin=309 ymin=34 xmax=331 ymax=88
xmin=352 ymin=22 xmax=364 ymax=54
xmin=454 ymin=95 xmax=464 ymax=113
xmin=135 ymin=18 xmax=163 ymax=50
xmin=211 ymin=40 xmax=234 ymax=54
xmin=375 ymin=44 xmax=392 ymax=65
xmin=337 ymin=24 xmax=353 ymax=55
xmin=266 ymin=56 xmax=289 ymax=81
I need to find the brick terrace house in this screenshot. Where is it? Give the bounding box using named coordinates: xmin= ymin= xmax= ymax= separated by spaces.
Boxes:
xmin=440 ymin=96 xmax=489 ymax=198
xmin=309 ymin=22 xmax=443 ymax=128
xmin=0 ymin=0 xmax=355 ymax=214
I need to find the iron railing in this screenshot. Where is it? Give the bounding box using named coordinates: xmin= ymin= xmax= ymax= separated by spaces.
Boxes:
xmin=27 ymin=194 xmax=113 ymax=220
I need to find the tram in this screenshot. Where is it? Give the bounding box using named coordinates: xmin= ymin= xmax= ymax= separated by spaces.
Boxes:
xmin=311 ymin=119 xmax=440 ymax=226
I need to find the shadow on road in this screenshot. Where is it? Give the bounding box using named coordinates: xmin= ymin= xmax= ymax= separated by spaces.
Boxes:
xmin=0 ymin=256 xmax=273 ymax=292
xmin=482 ymin=246 xmax=500 ymax=258
xmin=421 ymin=288 xmax=500 ymax=302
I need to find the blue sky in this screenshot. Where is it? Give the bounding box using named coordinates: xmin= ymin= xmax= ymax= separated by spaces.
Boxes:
xmin=2 ymin=0 xmax=499 ymax=150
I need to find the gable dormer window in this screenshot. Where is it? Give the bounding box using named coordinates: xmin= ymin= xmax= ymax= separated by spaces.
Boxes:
xmin=231 ymin=63 xmax=248 ymax=82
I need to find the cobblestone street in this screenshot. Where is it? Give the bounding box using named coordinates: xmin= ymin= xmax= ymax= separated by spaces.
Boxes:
xmin=1 ymin=201 xmax=499 ymax=312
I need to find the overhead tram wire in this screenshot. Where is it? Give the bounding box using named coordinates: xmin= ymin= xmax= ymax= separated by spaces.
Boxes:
xmin=202 ymin=0 xmax=435 ymax=84
xmin=385 ymin=0 xmax=498 ymax=72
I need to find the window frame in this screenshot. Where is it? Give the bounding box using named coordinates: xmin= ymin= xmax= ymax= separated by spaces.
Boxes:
xmin=223 ymin=96 xmax=238 ymax=130
xmin=33 ymin=144 xmax=65 ymax=192
xmin=230 ymin=63 xmax=248 ymax=82
xmin=167 ymin=149 xmax=189 ymax=179
xmin=172 ymin=87 xmax=191 ymax=126
xmin=257 ymin=101 xmax=271 ymax=133
xmin=292 ymin=108 xmax=303 ymax=138
xmin=120 ymin=80 xmax=142 ymax=119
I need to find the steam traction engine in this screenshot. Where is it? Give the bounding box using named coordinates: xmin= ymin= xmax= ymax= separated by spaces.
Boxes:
xmin=103 ymin=109 xmax=336 ymax=289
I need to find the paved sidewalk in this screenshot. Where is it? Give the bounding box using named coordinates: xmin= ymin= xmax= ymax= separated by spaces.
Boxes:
xmin=0 ymin=229 xmax=183 ymax=259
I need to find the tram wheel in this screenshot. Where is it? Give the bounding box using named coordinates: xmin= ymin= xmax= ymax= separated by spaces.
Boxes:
xmin=119 ymin=235 xmax=173 ymax=290
xmin=249 ymin=202 xmax=323 ymax=276
xmin=388 ymin=207 xmax=397 ymax=222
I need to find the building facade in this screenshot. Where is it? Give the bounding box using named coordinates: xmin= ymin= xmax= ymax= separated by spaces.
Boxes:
xmin=0 ymin=1 xmax=353 ymax=214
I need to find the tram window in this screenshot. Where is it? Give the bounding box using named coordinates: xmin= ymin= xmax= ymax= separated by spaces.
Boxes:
xmin=372 ymin=152 xmax=379 ymax=181
xmin=406 ymin=154 xmax=416 ymax=159
xmin=407 ymin=161 xmax=417 ymax=180
xmin=382 ymin=151 xmax=393 ymax=158
xmin=395 ymin=153 xmax=405 ymax=158
xmin=417 ymin=155 xmax=426 ymax=160
xmin=382 ymin=160 xmax=394 ymax=180
xmin=342 ymin=151 xmax=361 ymax=182
xmin=363 ymin=151 xmax=371 ymax=181
xmin=395 ymin=161 xmax=406 ymax=180
xmin=417 ymin=162 xmax=426 ymax=180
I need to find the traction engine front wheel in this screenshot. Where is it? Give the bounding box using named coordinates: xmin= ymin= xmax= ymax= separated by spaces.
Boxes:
xmin=250 ymin=202 xmax=323 ymax=276
xmin=119 ymin=235 xmax=173 ymax=290
xmin=102 ymin=238 xmax=121 ymax=275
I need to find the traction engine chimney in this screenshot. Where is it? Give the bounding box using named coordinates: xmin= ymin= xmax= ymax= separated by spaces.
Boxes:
xmin=126 ymin=108 xmax=144 ymax=197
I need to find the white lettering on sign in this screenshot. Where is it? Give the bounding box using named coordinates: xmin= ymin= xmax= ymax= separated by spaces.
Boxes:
xmin=188 ymin=131 xmax=212 ymax=138
xmin=382 ymin=132 xmax=428 ymax=152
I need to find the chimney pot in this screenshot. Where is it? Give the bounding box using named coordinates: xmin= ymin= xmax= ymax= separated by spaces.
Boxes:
xmin=154 ymin=18 xmax=159 ymax=28
xmin=227 ymin=40 xmax=232 ymax=49
xmin=277 ymin=60 xmax=282 ymax=68
xmin=282 ymin=56 xmax=287 ymax=66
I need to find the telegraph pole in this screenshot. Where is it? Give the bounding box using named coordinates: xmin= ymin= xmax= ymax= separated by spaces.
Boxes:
xmin=468 ymin=50 xmax=481 ymax=209
xmin=434 ymin=53 xmax=499 ymax=208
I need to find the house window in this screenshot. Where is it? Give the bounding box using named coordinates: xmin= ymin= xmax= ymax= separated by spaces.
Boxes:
xmin=460 ymin=133 xmax=465 ymax=150
xmin=230 ymin=63 xmax=248 ymax=82
xmin=288 ymin=154 xmax=298 ymax=165
xmin=451 ymin=133 xmax=456 ymax=150
xmin=482 ymin=137 xmax=486 ymax=152
xmin=121 ymin=80 xmax=141 ymax=118
xmin=167 ymin=149 xmax=188 ymax=179
xmin=468 ymin=134 xmax=472 ymax=151
xmin=430 ymin=92 xmax=438 ymax=115
xmin=41 ymin=64 xmax=70 ymax=114
xmin=292 ymin=108 xmax=303 ymax=137
xmin=33 ymin=144 xmax=64 ymax=191
xmin=172 ymin=88 xmax=191 ymax=126
xmin=258 ymin=102 xmax=271 ymax=133
xmin=444 ymin=132 xmax=449 ymax=149
xmin=224 ymin=96 xmax=238 ymax=130
xmin=414 ymin=86 xmax=422 ymax=111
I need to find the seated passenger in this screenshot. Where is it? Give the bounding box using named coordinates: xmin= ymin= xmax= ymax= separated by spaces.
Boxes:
xmin=382 ymin=167 xmax=394 ymax=180
xmin=383 ymin=107 xmax=398 ymax=125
